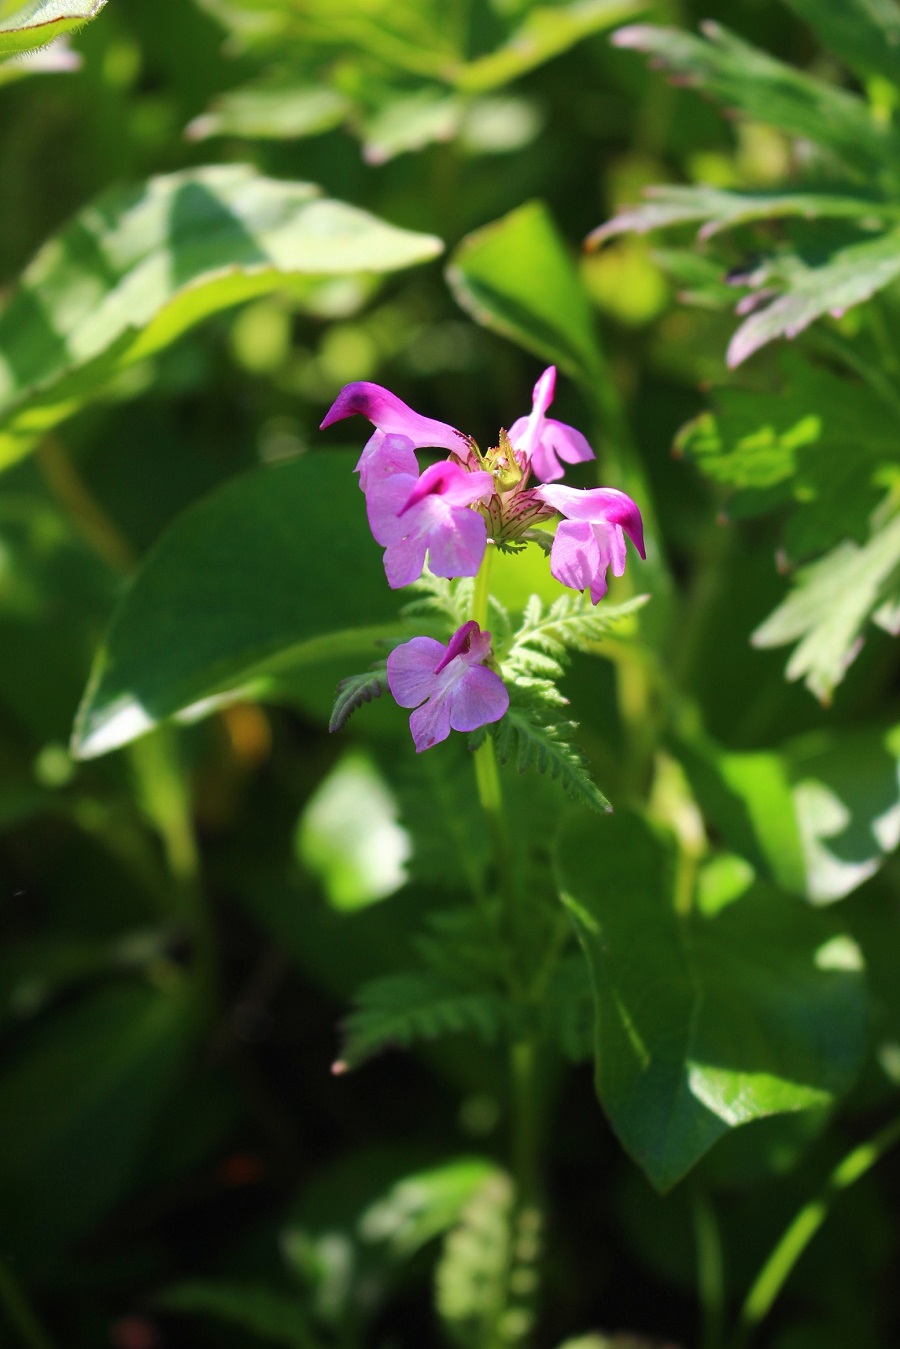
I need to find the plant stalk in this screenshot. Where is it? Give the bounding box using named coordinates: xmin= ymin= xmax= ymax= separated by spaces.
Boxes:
xmin=732 ymin=1112 xmax=900 ymax=1348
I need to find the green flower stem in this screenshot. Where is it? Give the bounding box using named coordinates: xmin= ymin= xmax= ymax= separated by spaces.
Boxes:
xmin=128 ymin=727 xmax=217 ymax=1010
xmin=0 ymin=1255 xmax=55 ymax=1349
xmin=732 ymin=1112 xmax=900 ymax=1348
xmin=693 ymin=1188 xmax=725 ymax=1349
xmin=470 ymin=544 xmax=542 ymax=1349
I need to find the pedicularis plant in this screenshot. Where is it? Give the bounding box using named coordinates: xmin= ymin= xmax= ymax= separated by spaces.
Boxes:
xmin=5 ymin=2 xmax=900 ymax=1349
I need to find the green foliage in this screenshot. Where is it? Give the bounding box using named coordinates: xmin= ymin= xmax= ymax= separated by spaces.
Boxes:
xmin=0 ymin=978 xmax=197 ymax=1261
xmin=361 ymin=1157 xmax=503 ymax=1259
xmin=191 ymin=0 xmax=643 ymax=159
xmin=0 ymin=165 xmax=442 ymax=470
xmin=0 ymin=0 xmax=106 ymax=58
xmin=752 ymin=512 xmax=900 ymax=703
xmin=486 ymin=703 xmax=610 ymax=813
xmin=556 ymin=810 xmax=869 ymax=1191
xmin=612 ymin=21 xmax=900 ymax=180
xmin=158 ymin=1281 xmax=322 ymax=1347
xmin=328 ymin=667 xmax=389 ymax=733
xmin=448 ymin=200 xmax=606 ymax=387
xmin=338 ymin=971 xmax=512 ymax=1071
xmin=71 ymin=454 xmax=406 ymax=758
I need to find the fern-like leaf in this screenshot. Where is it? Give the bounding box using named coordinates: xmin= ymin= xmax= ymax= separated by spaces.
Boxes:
xmin=506 ymin=592 xmax=648 ymax=678
xmin=329 ymin=668 xmax=389 ymax=733
xmin=336 ymin=972 xmax=511 ymax=1071
xmin=402 ymin=573 xmax=471 ymax=630
xmin=489 ymin=706 xmax=610 ymax=814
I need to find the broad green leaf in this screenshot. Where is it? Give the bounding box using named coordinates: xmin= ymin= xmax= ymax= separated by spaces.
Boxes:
xmin=0 ymin=165 xmax=442 ymax=469
xmin=0 ymin=0 xmax=106 ymax=58
xmin=782 ymin=0 xmax=900 ymax=88
xmin=186 ymin=82 xmax=350 ymax=142
xmin=0 ymin=978 xmax=196 ymax=1260
xmin=447 ymin=200 xmax=606 ymax=386
xmin=788 ymin=723 xmax=900 ymax=904
xmin=676 ymin=353 xmax=900 ymax=560
xmin=613 ymin=22 xmax=900 ymax=181
xmin=362 ymin=89 xmax=464 ymax=164
xmin=556 ymin=810 xmax=867 ymax=1191
xmin=159 ymin=1282 xmax=321 ymax=1348
xmin=71 ymin=454 xmax=405 ymax=759
xmin=591 ymin=184 xmax=898 ymax=247
xmin=725 ymin=229 xmax=900 ymax=367
xmin=675 ymin=741 xmax=807 ymax=895
xmin=448 ymin=0 xmax=645 ymax=93
xmin=752 ymin=513 xmax=900 ymax=703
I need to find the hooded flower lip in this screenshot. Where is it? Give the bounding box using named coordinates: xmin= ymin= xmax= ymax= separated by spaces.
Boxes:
xmin=538 ymin=483 xmax=645 ymax=604
xmin=367 ymin=459 xmax=495 ymax=589
xmin=320 ymin=382 xmax=467 ymax=490
xmin=508 ymin=366 xmax=595 ymax=484
xmin=387 ymin=621 xmax=509 ymax=752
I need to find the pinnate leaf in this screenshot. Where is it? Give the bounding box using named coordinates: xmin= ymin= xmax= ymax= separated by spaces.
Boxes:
xmin=487 ymin=704 xmax=610 ymax=814
xmin=337 ymin=972 xmax=511 ymax=1071
xmin=752 ymin=513 xmax=900 ymax=703
xmin=612 ymin=22 xmax=900 ymax=179
xmin=329 ymin=669 xmax=389 ymax=734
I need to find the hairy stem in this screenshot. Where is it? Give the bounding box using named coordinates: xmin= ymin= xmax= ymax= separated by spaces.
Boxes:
xmin=732 ymin=1113 xmax=900 ymax=1348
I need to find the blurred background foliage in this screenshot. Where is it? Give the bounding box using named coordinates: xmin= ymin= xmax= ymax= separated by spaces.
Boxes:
xmin=4 ymin=0 xmax=900 ymax=1347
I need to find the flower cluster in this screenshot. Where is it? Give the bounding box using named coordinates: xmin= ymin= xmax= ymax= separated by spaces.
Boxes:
xmin=321 ymin=368 xmax=645 ymax=749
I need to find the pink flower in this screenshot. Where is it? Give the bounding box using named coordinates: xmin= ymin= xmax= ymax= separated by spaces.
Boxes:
xmin=320 ymin=382 xmax=466 ymax=490
xmin=508 ymin=367 xmax=595 ymax=483
xmin=538 ymin=484 xmax=645 ymax=604
xmin=387 ymin=621 xmax=509 ymax=752
xmin=367 ymin=459 xmax=495 ymax=589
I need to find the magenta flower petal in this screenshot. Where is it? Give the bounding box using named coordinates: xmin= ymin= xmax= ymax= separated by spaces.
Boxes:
xmin=399 ymin=461 xmax=494 ymax=514
xmin=366 ymin=471 xmax=418 ymax=546
xmin=358 ymin=432 xmax=419 ymax=491
xmin=425 ymin=509 xmax=488 ymax=579
xmin=539 ymin=484 xmax=646 ymax=558
xmin=507 ymin=366 xmax=596 ymax=483
xmin=528 ymin=421 xmax=595 ymax=483
xmin=386 ymin=636 xmax=447 ymax=708
xmin=547 ymin=519 xmax=599 ymax=595
xmin=540 ymin=484 xmax=645 ymax=605
xmin=387 ymin=622 xmax=508 ymax=752
xmin=383 ymin=533 xmax=430 ymax=589
xmin=448 ymin=664 xmax=509 ymax=732
xmin=321 ymin=383 xmax=464 ymax=448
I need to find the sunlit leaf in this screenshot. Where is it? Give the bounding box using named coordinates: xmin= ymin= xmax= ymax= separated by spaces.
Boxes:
xmin=0 ymin=165 xmax=442 ymax=469
xmin=782 ymin=0 xmax=900 ymax=87
xmin=612 ymin=22 xmax=900 ymax=179
xmin=752 ymin=513 xmax=900 ymax=703
xmin=448 ymin=200 xmax=605 ymax=385
xmin=448 ymin=0 xmax=645 ymax=93
xmin=590 ymin=184 xmax=897 ymax=246
xmin=186 ymin=82 xmax=350 ymax=142
xmin=71 ymin=454 xmax=406 ymax=759
xmin=557 ymin=810 xmax=868 ymax=1191
xmin=0 ymin=0 xmax=106 ymax=59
